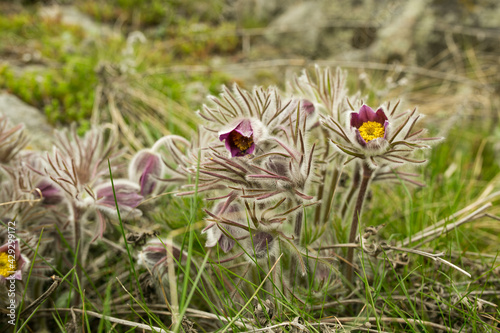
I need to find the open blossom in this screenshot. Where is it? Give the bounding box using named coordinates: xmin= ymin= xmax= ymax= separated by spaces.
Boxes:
xmin=351 ymin=105 xmax=388 ymax=146
xmin=0 ymin=240 xmax=29 ymax=281
xmin=322 ymin=102 xmax=442 ymax=168
xmin=219 ymin=119 xmax=258 ymax=157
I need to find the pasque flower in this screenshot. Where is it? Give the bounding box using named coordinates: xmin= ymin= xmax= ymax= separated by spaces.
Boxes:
xmin=0 ymin=240 xmax=29 ymax=281
xmin=94 ymin=180 xmax=143 ymax=218
xmin=322 ymin=102 xmax=442 ymax=168
xmin=219 ymin=119 xmax=255 ymax=157
xmin=129 ymin=149 xmax=163 ymax=196
xmin=322 ymin=101 xmax=442 ymax=284
xmin=34 ymin=179 xmax=64 ymax=205
xmin=350 ymin=105 xmax=388 ymax=146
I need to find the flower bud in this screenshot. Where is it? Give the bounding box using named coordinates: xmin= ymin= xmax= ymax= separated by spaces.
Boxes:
xmin=34 ymin=179 xmax=63 ymax=205
xmin=94 ymin=180 xmax=143 ymax=218
xmin=129 ymin=149 xmax=163 ymax=196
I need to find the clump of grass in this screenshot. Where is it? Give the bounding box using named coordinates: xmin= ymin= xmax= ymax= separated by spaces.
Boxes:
xmin=0 ymin=3 xmax=499 ymax=331
xmin=3 ymin=65 xmax=499 ymax=333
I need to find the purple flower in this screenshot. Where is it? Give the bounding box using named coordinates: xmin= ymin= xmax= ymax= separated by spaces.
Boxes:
xmin=94 ymin=180 xmax=143 ymax=218
xmin=129 ymin=150 xmax=163 ymax=196
xmin=0 ymin=240 xmax=28 ymax=281
xmin=301 ymin=99 xmax=315 ymax=116
xmin=350 ymin=105 xmax=389 ymax=146
xmin=34 ymin=179 xmax=63 ymax=205
xmin=219 ymin=119 xmax=255 ymax=157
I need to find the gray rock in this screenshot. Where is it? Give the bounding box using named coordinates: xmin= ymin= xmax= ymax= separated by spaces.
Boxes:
xmin=39 ymin=5 xmax=118 ymax=38
xmin=367 ymin=0 xmax=430 ymax=62
xmin=229 ymin=0 xmax=296 ymax=24
xmin=266 ymin=2 xmax=324 ymax=57
xmin=0 ymin=93 xmax=53 ymax=150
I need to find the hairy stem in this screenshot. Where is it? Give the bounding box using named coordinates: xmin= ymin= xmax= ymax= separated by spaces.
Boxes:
xmin=341 ymin=163 xmax=361 ymax=218
xmin=313 ymin=128 xmax=331 ymax=226
xmin=289 ymin=204 xmax=304 ymax=286
xmin=345 ymin=163 xmax=373 ymax=284
xmin=72 ymin=203 xmax=83 ymax=305
xmin=322 ymin=168 xmax=341 ymax=224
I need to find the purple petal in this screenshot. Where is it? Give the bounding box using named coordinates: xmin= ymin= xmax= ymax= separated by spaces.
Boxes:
xmin=130 ymin=150 xmax=163 ymax=196
xmin=358 ymin=105 xmax=377 ymax=122
xmin=350 ymin=112 xmax=362 ymax=128
xmin=245 ymin=143 xmax=255 ymax=155
xmin=355 ymin=129 xmax=367 ymax=146
xmin=234 ymin=119 xmax=253 ymax=137
xmin=383 ymin=120 xmax=389 ymax=139
xmin=301 ymin=99 xmax=315 ymax=115
xmin=35 ymin=179 xmax=63 ymax=205
xmin=224 ymin=139 xmax=242 ymax=157
xmin=219 ymin=119 xmax=255 ymax=157
xmin=375 ymin=108 xmax=388 ymax=125
xmin=96 ymin=181 xmax=143 ymax=209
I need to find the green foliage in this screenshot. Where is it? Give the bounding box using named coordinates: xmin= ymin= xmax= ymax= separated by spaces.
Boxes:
xmin=0 ymin=3 xmax=234 ymax=130
xmin=0 ymin=63 xmax=95 ymax=125
xmin=77 ymin=0 xmax=225 ymax=27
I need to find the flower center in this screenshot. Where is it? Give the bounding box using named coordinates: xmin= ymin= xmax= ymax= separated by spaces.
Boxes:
xmin=358 ymin=121 xmax=385 ymax=142
xmin=0 ymin=252 xmax=16 ymax=277
xmin=230 ymin=131 xmax=254 ymax=152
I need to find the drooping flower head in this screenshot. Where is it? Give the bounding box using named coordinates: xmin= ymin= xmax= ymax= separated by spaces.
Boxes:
xmin=34 ymin=179 xmax=64 ymax=205
xmin=350 ymin=105 xmax=389 ymax=146
xmin=94 ymin=180 xmax=143 ymax=219
xmin=219 ymin=119 xmax=255 ymax=157
xmin=203 ymin=201 xmax=250 ymax=253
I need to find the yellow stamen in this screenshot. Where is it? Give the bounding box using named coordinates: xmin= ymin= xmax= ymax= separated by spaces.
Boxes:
xmin=230 ymin=132 xmax=254 ymax=152
xmin=0 ymin=252 xmax=16 ymax=277
xmin=358 ymin=121 xmax=385 ymax=142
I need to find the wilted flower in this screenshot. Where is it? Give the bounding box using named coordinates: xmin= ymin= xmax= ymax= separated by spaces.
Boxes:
xmin=219 ymin=119 xmax=256 ymax=157
xmin=129 ymin=149 xmax=163 ymax=196
xmin=0 ymin=240 xmax=29 ymax=281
